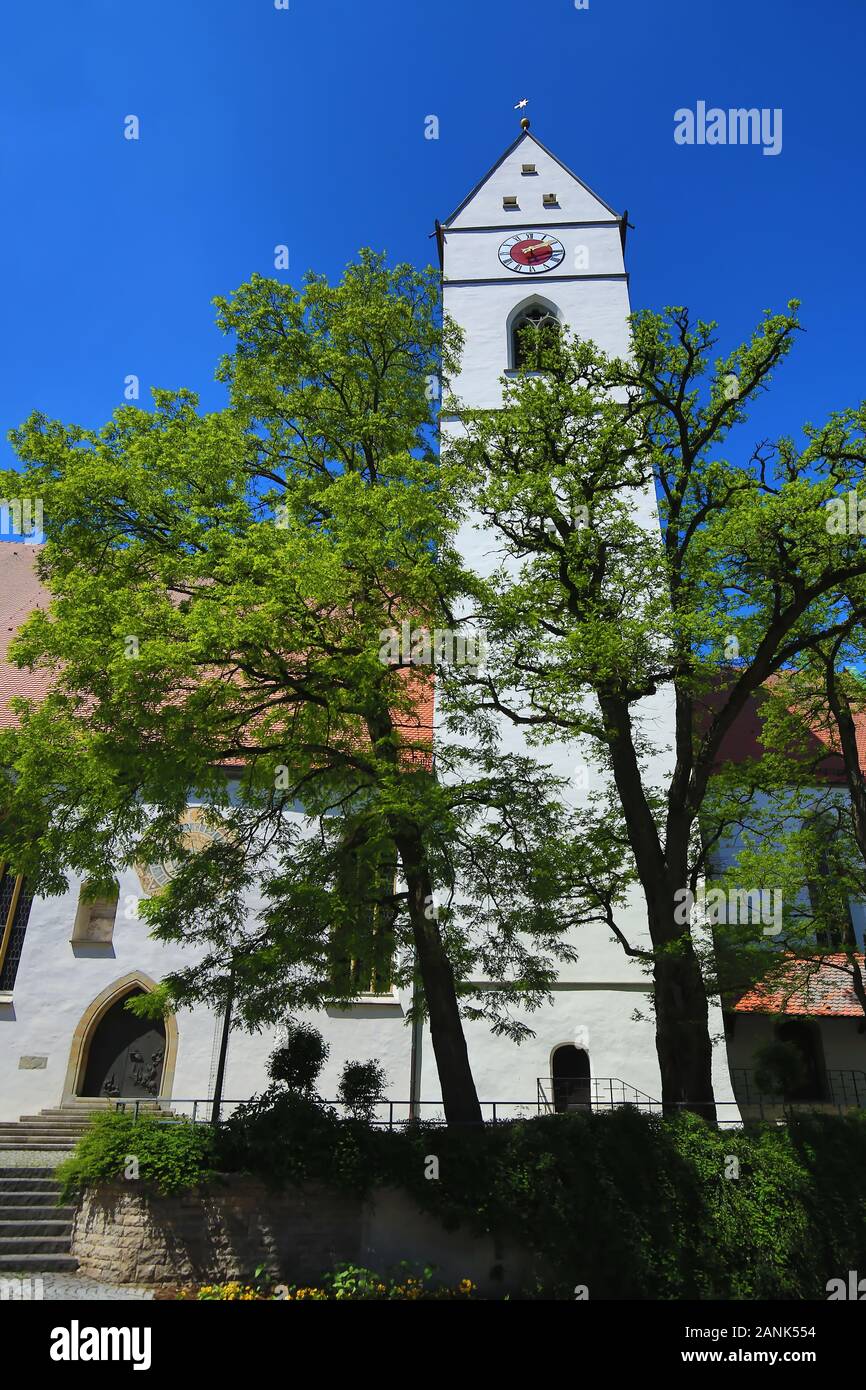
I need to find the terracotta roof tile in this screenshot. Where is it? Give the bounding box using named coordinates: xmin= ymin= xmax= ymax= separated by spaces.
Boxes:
xmin=734 ymin=953 xmax=866 ymax=1017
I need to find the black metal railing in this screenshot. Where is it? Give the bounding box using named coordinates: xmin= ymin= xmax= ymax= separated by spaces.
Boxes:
xmin=107 ymin=1071 xmax=866 ymax=1133
xmin=111 ymin=1096 xmax=542 ymax=1127
xmin=731 ymin=1068 xmax=866 ymax=1111
xmin=536 ymin=1076 xmax=662 ymax=1115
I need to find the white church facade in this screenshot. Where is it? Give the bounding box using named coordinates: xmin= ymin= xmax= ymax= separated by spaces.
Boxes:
xmin=0 ymin=126 xmax=758 ymax=1124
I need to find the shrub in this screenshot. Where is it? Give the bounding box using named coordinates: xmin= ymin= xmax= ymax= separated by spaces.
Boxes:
xmin=55 ymin=1111 xmax=217 ymax=1202
xmin=215 ymin=1090 xmax=375 ymax=1193
xmin=267 ymin=1024 xmax=329 ymax=1094
xmin=337 ymin=1059 xmax=387 ymax=1122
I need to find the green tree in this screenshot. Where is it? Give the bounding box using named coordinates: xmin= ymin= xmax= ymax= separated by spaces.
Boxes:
xmin=0 ymin=253 xmax=584 ymax=1126
xmin=445 ymin=305 xmax=866 ymax=1116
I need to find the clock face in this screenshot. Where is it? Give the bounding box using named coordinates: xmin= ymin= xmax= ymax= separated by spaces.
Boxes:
xmin=135 ymin=810 xmax=229 ymax=897
xmin=499 ymin=232 xmax=565 ymax=274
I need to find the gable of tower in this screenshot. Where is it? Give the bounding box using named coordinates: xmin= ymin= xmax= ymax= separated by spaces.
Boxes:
xmin=444 ymin=130 xmax=621 ymax=231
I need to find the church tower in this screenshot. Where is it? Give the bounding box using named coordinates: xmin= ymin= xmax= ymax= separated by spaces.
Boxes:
xmin=438 ymin=120 xmax=631 ymax=411
xmin=434 ymin=123 xmax=740 ymax=1115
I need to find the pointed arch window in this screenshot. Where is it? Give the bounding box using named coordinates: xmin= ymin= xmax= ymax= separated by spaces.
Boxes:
xmin=330 ymin=829 xmax=397 ymax=997
xmin=511 ymin=303 xmax=561 ymax=370
xmin=0 ymin=864 xmax=34 ymax=992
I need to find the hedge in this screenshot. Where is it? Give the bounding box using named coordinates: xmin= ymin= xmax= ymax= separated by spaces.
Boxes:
xmin=56 ymin=1098 xmax=866 ymax=1299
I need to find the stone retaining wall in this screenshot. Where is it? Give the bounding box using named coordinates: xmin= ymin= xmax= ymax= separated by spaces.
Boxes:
xmin=72 ymin=1178 xmax=538 ymax=1294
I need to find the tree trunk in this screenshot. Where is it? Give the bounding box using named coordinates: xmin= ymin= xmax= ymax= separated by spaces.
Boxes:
xmin=597 ymin=693 xmax=718 ymax=1120
xmin=652 ymin=943 xmax=717 ymax=1120
xmin=393 ymin=824 xmax=483 ymax=1126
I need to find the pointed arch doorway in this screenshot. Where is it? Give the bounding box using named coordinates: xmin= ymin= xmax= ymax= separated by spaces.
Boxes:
xmin=63 ymin=972 xmax=178 ymax=1104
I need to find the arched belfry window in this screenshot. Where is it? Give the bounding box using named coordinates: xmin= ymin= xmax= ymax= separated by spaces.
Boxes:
xmin=510 ymin=302 xmax=561 ymax=370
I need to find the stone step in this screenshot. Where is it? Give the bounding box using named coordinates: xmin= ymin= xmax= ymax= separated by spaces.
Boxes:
xmin=0 ymin=1204 xmax=75 ymax=1220
xmin=0 ymin=1127 xmax=86 ymax=1137
xmin=12 ymin=1117 xmax=96 ymax=1128
xmin=0 ymin=1127 xmax=88 ymax=1138
xmin=0 ymin=1235 xmax=74 ymax=1255
xmin=0 ymin=1220 xmax=72 ymax=1237
xmin=0 ymin=1143 xmax=77 ymax=1152
xmin=0 ymin=1193 xmax=65 ymax=1208
xmin=0 ymin=1172 xmax=61 ymax=1185
xmin=30 ymin=1104 xmax=110 ymax=1111
xmin=10 ymin=1120 xmax=95 ymax=1130
xmin=35 ymin=1101 xmax=113 ymax=1108
xmin=23 ymin=1112 xmax=104 ymax=1119
xmin=0 ymin=1252 xmax=78 ymax=1272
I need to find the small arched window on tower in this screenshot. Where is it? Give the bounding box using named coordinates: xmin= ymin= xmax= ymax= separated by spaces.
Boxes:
xmin=511 ymin=303 xmax=561 ymax=371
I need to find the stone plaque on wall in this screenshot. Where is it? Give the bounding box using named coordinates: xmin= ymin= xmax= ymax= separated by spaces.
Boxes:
xmin=18 ymin=1055 xmax=48 ymax=1069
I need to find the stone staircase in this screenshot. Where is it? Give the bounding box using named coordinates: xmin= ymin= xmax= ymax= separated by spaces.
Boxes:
xmin=0 ymin=1168 xmax=78 ymax=1273
xmin=0 ymin=1106 xmax=106 ymax=1274
xmin=0 ymin=1104 xmax=107 ymax=1153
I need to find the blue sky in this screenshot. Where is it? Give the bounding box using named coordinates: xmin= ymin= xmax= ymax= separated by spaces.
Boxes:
xmin=1 ymin=0 xmax=863 ymax=480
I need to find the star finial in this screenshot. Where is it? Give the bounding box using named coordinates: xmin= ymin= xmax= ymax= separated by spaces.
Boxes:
xmin=514 ymin=98 xmax=530 ymax=130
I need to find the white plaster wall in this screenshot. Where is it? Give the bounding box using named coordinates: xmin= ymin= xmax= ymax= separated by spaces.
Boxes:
xmin=447 ymin=132 xmax=618 ymax=230
xmin=0 ymin=867 xmax=217 ymax=1121
xmin=445 ymin=278 xmax=631 ymax=409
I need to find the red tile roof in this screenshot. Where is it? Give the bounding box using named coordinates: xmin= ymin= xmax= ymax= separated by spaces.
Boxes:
xmin=734 ymin=954 xmax=866 ymax=1017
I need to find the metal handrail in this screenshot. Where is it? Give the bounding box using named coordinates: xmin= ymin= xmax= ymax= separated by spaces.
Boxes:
xmin=105 ymin=1074 xmax=866 ymax=1133
xmin=730 ymin=1068 xmax=866 ymax=1109
xmin=536 ymin=1075 xmax=662 ymax=1114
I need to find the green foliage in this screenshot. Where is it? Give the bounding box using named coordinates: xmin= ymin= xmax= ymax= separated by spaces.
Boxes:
xmin=61 ymin=1103 xmax=866 ymax=1298
xmin=0 ymin=251 xmax=588 ymax=1102
xmin=337 ymin=1058 xmax=387 ymax=1121
xmin=374 ymin=1108 xmax=866 ymax=1299
xmin=267 ymin=1024 xmax=329 ymax=1094
xmin=444 ymin=299 xmax=866 ymax=1104
xmin=215 ymin=1091 xmax=376 ymax=1193
xmin=55 ymin=1112 xmax=217 ymax=1202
